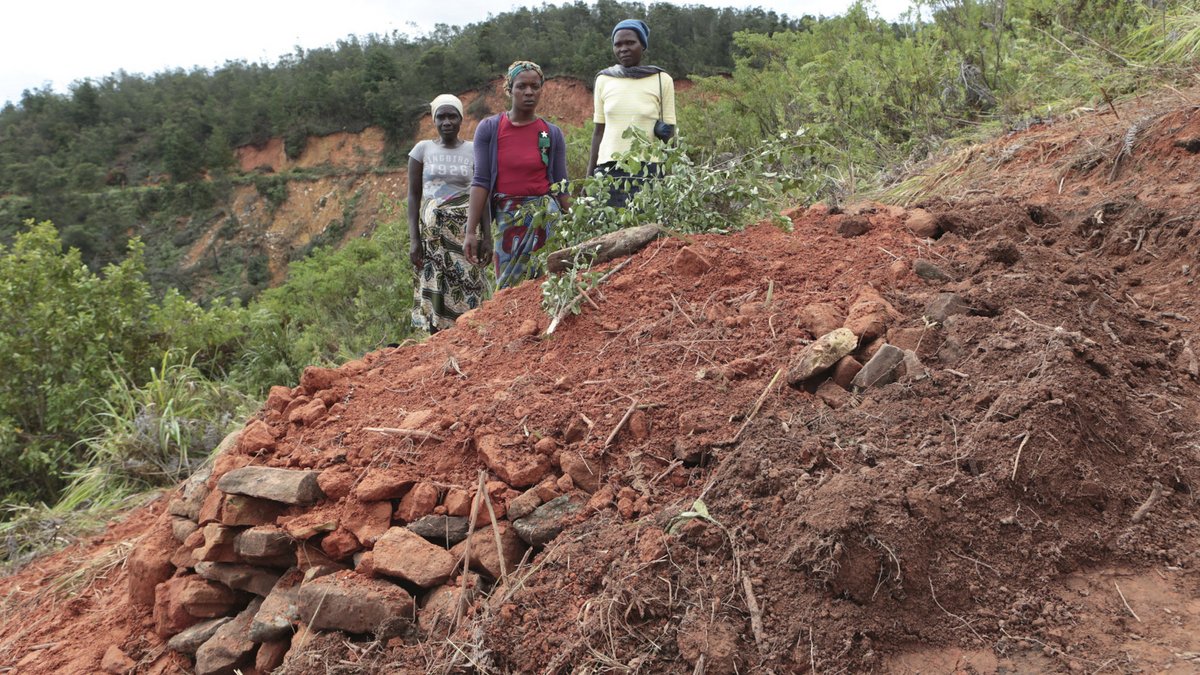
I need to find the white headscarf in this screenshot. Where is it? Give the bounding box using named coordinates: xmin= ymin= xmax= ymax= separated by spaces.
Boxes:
xmin=430 ymin=94 xmax=464 ymax=117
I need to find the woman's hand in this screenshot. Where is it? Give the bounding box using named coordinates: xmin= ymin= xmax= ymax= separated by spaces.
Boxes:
xmin=464 ymin=186 xmax=491 ymax=267
xmin=464 ymin=229 xmax=482 ymax=265
xmin=479 ymin=229 xmax=493 ymax=266
xmin=409 ymin=240 xmax=423 ymax=269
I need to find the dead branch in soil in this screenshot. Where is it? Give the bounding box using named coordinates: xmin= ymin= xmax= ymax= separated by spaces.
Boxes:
xmin=741 ymin=575 xmax=766 ymax=649
xmin=546 ymin=258 xmax=634 ymax=335
xmin=453 ymin=471 xmax=487 ymax=630
xmin=928 ymin=577 xmax=983 ymax=642
xmin=1114 ymin=582 xmax=1141 ymax=622
xmin=1130 ymin=481 xmax=1164 ymax=523
xmin=604 ymin=398 xmax=639 ymax=449
xmin=671 ymin=293 xmax=698 ymax=328
xmin=1010 ymin=432 xmax=1031 ymax=481
xmin=481 ymin=477 xmax=508 ymax=582
xmin=364 ymin=427 xmax=445 ymax=442
xmin=728 ymin=368 xmax=784 ymax=445
xmin=1102 ymin=320 xmax=1121 ymax=344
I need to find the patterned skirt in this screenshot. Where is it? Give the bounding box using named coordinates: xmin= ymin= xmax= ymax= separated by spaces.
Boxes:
xmin=492 ymin=193 xmax=560 ymax=289
xmin=412 ymin=194 xmax=488 ymax=332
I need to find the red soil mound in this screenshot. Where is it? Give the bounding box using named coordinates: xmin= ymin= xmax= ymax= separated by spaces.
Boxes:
xmin=3 ymin=89 xmax=1200 ymax=674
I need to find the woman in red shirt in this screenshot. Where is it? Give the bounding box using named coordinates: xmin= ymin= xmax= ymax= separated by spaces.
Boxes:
xmin=463 ymin=61 xmax=570 ymax=289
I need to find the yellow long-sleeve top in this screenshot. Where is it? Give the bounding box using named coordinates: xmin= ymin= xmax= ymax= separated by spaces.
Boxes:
xmin=593 ymin=72 xmax=676 ymax=165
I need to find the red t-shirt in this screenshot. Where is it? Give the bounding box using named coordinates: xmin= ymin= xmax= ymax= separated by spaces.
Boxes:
xmin=495 ymin=114 xmax=551 ymax=197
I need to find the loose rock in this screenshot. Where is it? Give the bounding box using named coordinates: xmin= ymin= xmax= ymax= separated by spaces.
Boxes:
xmin=195 ymin=561 xmax=282 ymax=597
xmin=194 ymin=598 xmax=262 ymax=675
xmin=217 ymin=467 xmax=324 ymax=505
xmin=513 ymin=494 xmax=584 ymax=546
xmin=836 ymin=216 xmax=871 ymax=237
xmin=674 ymin=247 xmax=713 ymax=276
xmin=925 ymin=292 xmax=971 ymax=323
xmin=128 ymin=524 xmax=177 ymax=607
xmin=396 ymin=482 xmax=440 ymax=523
xmin=850 ymin=344 xmax=906 ymax=390
xmin=407 ymin=515 xmax=471 ymax=547
xmin=353 ymin=469 xmax=416 ymax=501
xmin=167 ymin=617 xmax=233 ymax=656
xmin=373 ymin=527 xmax=458 ymax=588
xmin=505 ymin=489 xmax=543 ymax=521
xmin=906 ymin=208 xmax=941 ymax=238
xmin=786 ymin=328 xmax=858 ymax=385
xmin=797 ymin=303 xmax=845 ymax=338
xmin=100 ymin=645 xmax=136 ymax=674
xmin=559 ymin=451 xmax=602 ymax=493
xmin=237 ymin=420 xmax=276 ymax=454
xmin=449 ymin=522 xmax=527 ymax=579
xmin=249 ymin=571 xmax=302 ymax=642
xmin=913 ymin=259 xmax=952 ymax=281
xmin=830 ymin=356 xmax=863 ymax=390
xmin=296 ymin=573 xmax=414 ymax=636
xmin=476 ymin=434 xmax=553 ymax=488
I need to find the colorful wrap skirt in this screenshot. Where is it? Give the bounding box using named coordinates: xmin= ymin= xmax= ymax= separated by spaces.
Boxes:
xmin=411 ymin=193 xmax=488 ymax=332
xmin=492 ymin=193 xmax=560 ymax=289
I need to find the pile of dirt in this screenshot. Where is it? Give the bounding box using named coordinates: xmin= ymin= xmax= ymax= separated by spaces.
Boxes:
xmin=2 ymin=88 xmax=1199 ymax=674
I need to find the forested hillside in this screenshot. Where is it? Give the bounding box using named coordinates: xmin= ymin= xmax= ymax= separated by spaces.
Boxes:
xmin=0 ymin=1 xmax=794 ymax=274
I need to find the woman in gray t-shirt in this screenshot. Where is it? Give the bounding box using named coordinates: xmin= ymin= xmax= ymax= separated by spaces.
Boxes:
xmin=407 ymin=94 xmax=488 ymax=333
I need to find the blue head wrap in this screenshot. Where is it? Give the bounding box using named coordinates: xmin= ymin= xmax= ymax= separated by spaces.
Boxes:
xmin=612 ymin=19 xmax=649 ymax=48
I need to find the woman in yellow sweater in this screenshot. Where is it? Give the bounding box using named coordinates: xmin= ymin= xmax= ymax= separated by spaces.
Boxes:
xmin=585 ymin=19 xmax=677 ymax=209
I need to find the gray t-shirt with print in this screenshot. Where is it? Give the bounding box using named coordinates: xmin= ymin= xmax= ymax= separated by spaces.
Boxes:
xmin=409 ymin=139 xmax=474 ymax=205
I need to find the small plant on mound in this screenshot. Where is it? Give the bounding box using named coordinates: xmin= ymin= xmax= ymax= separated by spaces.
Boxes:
xmin=539 ymin=128 xmax=809 ymax=321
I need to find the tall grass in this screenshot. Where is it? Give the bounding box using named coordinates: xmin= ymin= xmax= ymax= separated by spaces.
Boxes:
xmin=0 ymin=353 xmax=251 ymax=569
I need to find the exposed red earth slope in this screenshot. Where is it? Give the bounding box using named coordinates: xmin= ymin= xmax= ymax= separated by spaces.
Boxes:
xmin=2 ymin=85 xmax=1199 ymax=674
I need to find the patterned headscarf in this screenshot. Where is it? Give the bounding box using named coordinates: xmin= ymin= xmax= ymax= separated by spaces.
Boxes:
xmin=504 ymin=61 xmax=545 ymax=94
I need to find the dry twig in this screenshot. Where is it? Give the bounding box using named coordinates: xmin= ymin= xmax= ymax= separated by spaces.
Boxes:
xmin=604 ymin=398 xmax=640 ymax=449
xmin=730 ymin=368 xmax=784 ymax=444
xmin=1011 ymin=432 xmax=1031 ymax=481
xmin=1130 ymin=481 xmax=1164 ymax=523
xmin=364 ymin=427 xmax=445 ymax=442
xmin=1114 ymin=582 xmax=1141 ymax=622
xmin=741 ymin=576 xmax=766 ymax=649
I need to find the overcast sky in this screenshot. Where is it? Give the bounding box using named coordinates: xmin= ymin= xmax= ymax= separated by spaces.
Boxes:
xmin=1 ymin=1 xmax=915 ymax=107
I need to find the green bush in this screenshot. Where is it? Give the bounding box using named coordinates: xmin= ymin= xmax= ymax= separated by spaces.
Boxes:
xmin=0 ymin=221 xmax=247 ymax=503
xmin=0 ymin=222 xmax=156 ymax=500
